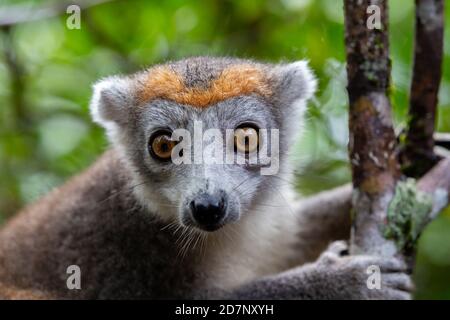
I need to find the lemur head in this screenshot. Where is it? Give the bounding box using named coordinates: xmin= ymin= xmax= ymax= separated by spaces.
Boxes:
xmin=90 ymin=57 xmax=316 ymax=232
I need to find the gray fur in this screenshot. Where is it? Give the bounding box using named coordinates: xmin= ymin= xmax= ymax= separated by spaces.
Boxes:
xmin=0 ymin=57 xmax=411 ymax=299
xmin=228 ymin=241 xmax=413 ymax=299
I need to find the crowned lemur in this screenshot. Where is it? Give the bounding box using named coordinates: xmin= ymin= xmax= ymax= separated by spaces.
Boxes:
xmin=0 ymin=57 xmax=412 ymax=299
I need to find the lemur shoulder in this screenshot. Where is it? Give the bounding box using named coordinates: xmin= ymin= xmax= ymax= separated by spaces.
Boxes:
xmin=0 ymin=57 xmax=412 ymax=299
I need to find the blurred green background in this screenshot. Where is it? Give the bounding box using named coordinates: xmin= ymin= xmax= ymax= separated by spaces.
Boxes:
xmin=0 ymin=0 xmax=449 ymax=299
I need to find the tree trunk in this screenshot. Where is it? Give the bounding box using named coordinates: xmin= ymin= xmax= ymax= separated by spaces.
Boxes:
xmin=400 ymin=0 xmax=444 ymax=178
xmin=344 ymin=0 xmax=400 ymax=257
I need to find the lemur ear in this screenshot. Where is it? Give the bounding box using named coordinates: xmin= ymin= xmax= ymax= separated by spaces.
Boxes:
xmin=90 ymin=76 xmax=135 ymax=127
xmin=271 ymin=60 xmax=317 ymax=111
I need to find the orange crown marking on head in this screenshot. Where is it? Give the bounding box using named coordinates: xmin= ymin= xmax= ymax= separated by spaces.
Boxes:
xmin=137 ymin=64 xmax=272 ymax=108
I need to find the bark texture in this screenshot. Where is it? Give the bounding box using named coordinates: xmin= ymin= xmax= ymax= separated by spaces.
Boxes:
xmin=344 ymin=0 xmax=400 ymax=256
xmin=400 ymin=0 xmax=444 ymax=178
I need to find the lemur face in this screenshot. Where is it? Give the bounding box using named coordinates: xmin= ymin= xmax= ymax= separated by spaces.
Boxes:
xmin=90 ymin=57 xmax=316 ymax=232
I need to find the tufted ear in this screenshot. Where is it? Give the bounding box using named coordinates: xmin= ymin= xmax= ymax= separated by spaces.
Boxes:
xmin=271 ymin=60 xmax=317 ymax=112
xmin=90 ymin=76 xmax=136 ymax=128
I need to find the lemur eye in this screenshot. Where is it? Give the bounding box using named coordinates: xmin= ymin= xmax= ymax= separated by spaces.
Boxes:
xmin=234 ymin=124 xmax=259 ymax=154
xmin=149 ymin=130 xmax=177 ymax=161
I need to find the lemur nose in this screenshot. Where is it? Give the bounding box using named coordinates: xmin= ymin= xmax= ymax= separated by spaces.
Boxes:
xmin=190 ymin=193 xmax=227 ymax=230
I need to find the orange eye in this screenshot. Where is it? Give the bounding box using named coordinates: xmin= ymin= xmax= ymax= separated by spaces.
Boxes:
xmin=149 ymin=131 xmax=177 ymax=161
xmin=234 ymin=126 xmax=259 ymax=154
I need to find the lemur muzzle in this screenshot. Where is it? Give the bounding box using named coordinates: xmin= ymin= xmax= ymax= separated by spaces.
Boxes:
xmin=189 ymin=192 xmax=228 ymax=231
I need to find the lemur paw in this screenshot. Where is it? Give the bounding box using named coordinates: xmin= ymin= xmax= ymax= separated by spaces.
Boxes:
xmin=316 ymin=241 xmax=413 ymax=300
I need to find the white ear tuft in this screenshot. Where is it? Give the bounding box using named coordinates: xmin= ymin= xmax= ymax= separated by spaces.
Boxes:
xmin=273 ymin=60 xmax=317 ymax=107
xmin=90 ymin=76 xmax=134 ymax=127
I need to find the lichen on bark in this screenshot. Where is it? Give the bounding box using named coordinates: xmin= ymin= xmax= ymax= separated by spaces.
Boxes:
xmin=384 ymin=178 xmax=433 ymax=250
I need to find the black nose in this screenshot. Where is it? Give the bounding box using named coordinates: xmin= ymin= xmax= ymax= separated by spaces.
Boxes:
xmin=190 ymin=193 xmax=227 ymax=230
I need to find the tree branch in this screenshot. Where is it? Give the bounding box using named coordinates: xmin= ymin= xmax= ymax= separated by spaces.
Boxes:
xmin=434 ymin=132 xmax=450 ymax=150
xmin=400 ymin=0 xmax=444 ymax=178
xmin=295 ymin=157 xmax=449 ymax=261
xmin=344 ymin=0 xmax=401 ymax=256
xmin=417 ymin=157 xmax=450 ymax=220
xmin=297 ymin=155 xmax=449 ymax=223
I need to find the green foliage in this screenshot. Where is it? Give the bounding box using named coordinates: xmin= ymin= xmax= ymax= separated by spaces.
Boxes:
xmin=0 ymin=0 xmax=449 ymax=298
xmin=415 ymin=209 xmax=450 ymax=299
